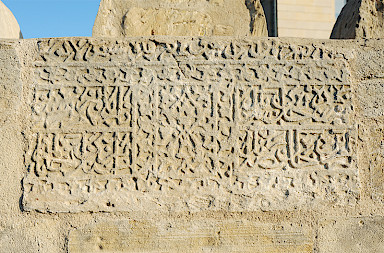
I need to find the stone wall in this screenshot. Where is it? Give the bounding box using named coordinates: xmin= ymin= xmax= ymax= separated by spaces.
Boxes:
xmin=278 ymin=0 xmax=336 ymax=39
xmin=1 ymin=37 xmax=384 ymax=252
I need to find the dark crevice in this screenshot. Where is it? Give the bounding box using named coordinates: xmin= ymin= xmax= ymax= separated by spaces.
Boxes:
xmin=245 ymin=0 xmax=257 ymax=34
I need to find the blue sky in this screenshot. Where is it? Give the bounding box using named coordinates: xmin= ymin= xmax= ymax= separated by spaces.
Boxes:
xmin=335 ymin=0 xmax=345 ymax=17
xmin=3 ymin=0 xmax=346 ymax=39
xmin=3 ymin=0 xmax=100 ymax=38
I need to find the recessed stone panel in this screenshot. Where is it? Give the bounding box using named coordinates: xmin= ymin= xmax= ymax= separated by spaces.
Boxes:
xmin=23 ymin=38 xmax=359 ymax=213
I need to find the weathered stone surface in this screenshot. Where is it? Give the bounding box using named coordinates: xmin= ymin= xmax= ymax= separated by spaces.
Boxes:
xmin=331 ymin=0 xmax=384 ymax=39
xmin=318 ymin=217 xmax=384 ymax=253
xmin=93 ymin=0 xmax=267 ymax=37
xmin=0 ymin=1 xmax=22 ymax=39
xmin=22 ymin=38 xmax=359 ymax=213
xmin=355 ymin=40 xmax=384 ymax=80
xmin=68 ymin=219 xmax=313 ymax=253
xmin=356 ymin=122 xmax=384 ymax=202
xmin=0 ymin=41 xmax=62 ymax=253
xmin=357 ymin=80 xmax=384 ymax=118
xmin=0 ymin=41 xmax=26 ymax=251
xmin=366 ymin=128 xmax=384 ymax=200
xmin=3 ymin=37 xmax=384 ymax=252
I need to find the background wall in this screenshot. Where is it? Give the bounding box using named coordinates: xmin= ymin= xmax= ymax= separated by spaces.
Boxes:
xmin=277 ymin=0 xmax=336 ymax=38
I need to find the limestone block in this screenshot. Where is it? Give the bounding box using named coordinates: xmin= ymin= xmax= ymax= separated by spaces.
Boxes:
xmin=22 ymin=38 xmax=359 ymax=213
xmin=318 ymin=217 xmax=384 ymax=253
xmin=0 ymin=42 xmax=23 ymax=216
xmin=356 ymin=123 xmax=384 ymax=202
xmin=0 ymin=1 xmax=22 ymax=39
xmin=68 ymin=219 xmax=313 ymax=252
xmin=331 ymin=0 xmax=384 ymax=39
xmin=92 ymin=0 xmax=267 ymax=37
xmin=366 ymin=128 xmax=384 ymax=200
xmin=0 ymin=42 xmax=61 ymax=253
xmin=355 ymin=40 xmax=384 ymax=80
xmin=357 ymin=80 xmax=384 ymax=118
xmin=0 ymin=218 xmax=61 ymax=253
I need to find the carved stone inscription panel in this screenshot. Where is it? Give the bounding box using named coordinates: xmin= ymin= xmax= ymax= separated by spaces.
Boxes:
xmin=23 ymin=38 xmax=359 ymax=212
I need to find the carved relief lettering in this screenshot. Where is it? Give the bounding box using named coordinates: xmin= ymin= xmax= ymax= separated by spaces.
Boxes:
xmin=23 ymin=38 xmax=358 ymax=212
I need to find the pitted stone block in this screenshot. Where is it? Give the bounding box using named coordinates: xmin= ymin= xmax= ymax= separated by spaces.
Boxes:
xmin=319 ymin=217 xmax=384 ymax=253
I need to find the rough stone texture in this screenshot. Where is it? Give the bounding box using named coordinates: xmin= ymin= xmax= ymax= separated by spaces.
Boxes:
xmin=1 ymin=37 xmax=384 ymax=252
xmin=23 ymin=38 xmax=358 ymax=213
xmin=0 ymin=1 xmax=22 ymax=39
xmin=354 ymin=40 xmax=384 ymax=206
xmin=92 ymin=0 xmax=268 ymax=37
xmin=330 ymin=0 xmax=384 ymax=39
xmin=68 ymin=219 xmax=313 ymax=252
xmin=357 ymin=80 xmax=384 ymax=118
xmin=318 ymin=217 xmax=384 ymax=253
xmin=0 ymin=41 xmax=62 ymax=253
